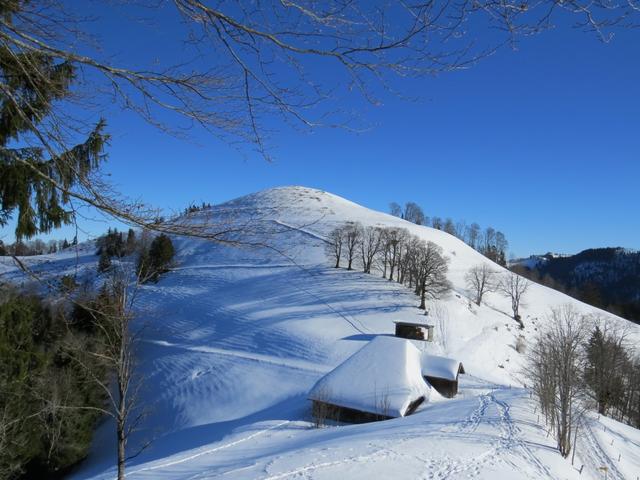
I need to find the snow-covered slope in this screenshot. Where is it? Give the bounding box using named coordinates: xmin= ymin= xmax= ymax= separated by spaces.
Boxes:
xmin=1 ymin=186 xmax=638 ymax=480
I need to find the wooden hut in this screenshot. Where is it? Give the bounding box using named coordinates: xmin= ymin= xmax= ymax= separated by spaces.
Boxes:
xmin=421 ymin=354 xmax=465 ymax=398
xmin=308 ymin=336 xmax=433 ymax=423
xmin=394 ymin=321 xmax=434 ymax=341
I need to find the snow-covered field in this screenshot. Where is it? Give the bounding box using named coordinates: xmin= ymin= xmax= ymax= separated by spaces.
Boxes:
xmin=2 ymin=186 xmax=638 ymax=480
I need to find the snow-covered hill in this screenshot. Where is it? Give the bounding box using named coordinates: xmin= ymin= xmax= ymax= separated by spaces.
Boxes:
xmin=2 ymin=186 xmax=639 ymax=480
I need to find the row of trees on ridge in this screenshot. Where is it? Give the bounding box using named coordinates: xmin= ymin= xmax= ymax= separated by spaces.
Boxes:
xmin=389 ymin=201 xmax=509 ymax=266
xmin=326 ymin=223 xmax=451 ymax=309
xmin=327 ymin=222 xmax=530 ymax=328
xmin=0 ymin=238 xmax=76 ymax=257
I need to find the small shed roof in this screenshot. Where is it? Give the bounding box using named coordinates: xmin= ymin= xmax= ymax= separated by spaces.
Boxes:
xmin=394 ymin=321 xmax=434 ymax=328
xmin=421 ymin=354 xmax=465 ymax=381
xmin=308 ymin=336 xmax=432 ymax=418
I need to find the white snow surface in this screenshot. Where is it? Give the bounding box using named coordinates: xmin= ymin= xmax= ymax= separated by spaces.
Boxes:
xmin=421 ymin=354 xmax=464 ymax=381
xmin=1 ymin=185 xmax=639 ymax=480
xmin=308 ymin=336 xmax=432 ymax=417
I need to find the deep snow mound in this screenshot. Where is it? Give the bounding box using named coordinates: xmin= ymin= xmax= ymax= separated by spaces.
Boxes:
xmin=308 ymin=336 xmax=434 ymax=418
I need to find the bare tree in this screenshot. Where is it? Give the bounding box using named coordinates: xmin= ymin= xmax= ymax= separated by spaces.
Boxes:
xmin=528 ymin=306 xmax=587 ymax=458
xmin=310 ymin=387 xmax=337 ymax=428
xmin=443 ymin=218 xmax=456 ymax=235
xmin=397 ymin=235 xmax=421 ymax=285
xmin=65 ymin=269 xmax=149 ymax=480
xmin=325 ymin=226 xmax=346 ymax=268
xmin=382 ymin=228 xmax=409 ymax=281
xmin=431 ymin=217 xmax=443 ymax=230
xmin=466 ymin=223 xmax=481 ymax=249
xmin=343 ymin=223 xmax=363 ymax=270
xmin=481 ymin=227 xmax=496 ymax=255
xmin=495 ymin=231 xmax=509 ymax=263
xmin=359 ymin=225 xmax=383 ymax=274
xmin=389 ymin=202 xmax=402 ymax=218
xmin=498 ymin=272 xmax=530 ymax=327
xmin=403 ymin=202 xmax=425 ymax=225
xmin=454 ymin=220 xmax=467 ymax=241
xmin=413 ymin=240 xmax=451 ymax=309
xmin=465 ymin=264 xmax=497 ymax=306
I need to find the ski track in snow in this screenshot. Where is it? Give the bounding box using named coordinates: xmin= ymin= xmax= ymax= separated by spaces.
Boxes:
xmin=259 ymin=448 xmax=392 ymax=480
xmin=490 ymin=394 xmax=553 ymax=479
xmin=421 ymin=391 xmax=553 ymax=480
xmin=272 ymin=219 xmax=328 ymax=243
xmin=126 ymin=421 xmax=292 ymax=478
xmin=455 ymin=393 xmax=492 ymax=434
xmin=581 ymin=418 xmax=625 ymax=480
xmin=198 ymin=387 xmax=555 ymax=480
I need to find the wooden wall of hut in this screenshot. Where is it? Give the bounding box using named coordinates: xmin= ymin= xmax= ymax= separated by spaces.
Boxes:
xmin=395 ymin=324 xmax=425 ymax=340
xmin=312 ymin=400 xmax=393 ymax=424
xmin=424 ymin=376 xmax=458 ymax=398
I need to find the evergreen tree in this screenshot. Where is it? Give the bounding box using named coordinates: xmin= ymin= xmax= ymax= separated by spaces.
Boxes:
xmin=0 ymin=290 xmax=106 ymax=478
xmin=96 ymin=228 xmax=129 ymax=257
xmin=125 ymin=228 xmax=137 ymax=255
xmin=98 ymin=250 xmax=112 ymax=273
xmin=584 ymin=326 xmax=627 ymax=415
xmin=60 ymin=274 xmax=77 ymax=292
xmin=0 ymin=3 xmax=108 ymax=239
xmin=137 ymin=234 xmax=175 ymax=282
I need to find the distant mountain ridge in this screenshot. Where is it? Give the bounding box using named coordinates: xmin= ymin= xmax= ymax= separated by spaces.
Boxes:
xmin=511 ymin=247 xmax=640 ymax=323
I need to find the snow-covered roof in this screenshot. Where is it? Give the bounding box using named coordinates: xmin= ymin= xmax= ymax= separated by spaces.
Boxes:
xmin=308 ymin=336 xmax=432 ymax=417
xmin=421 ymin=354 xmax=464 ymax=381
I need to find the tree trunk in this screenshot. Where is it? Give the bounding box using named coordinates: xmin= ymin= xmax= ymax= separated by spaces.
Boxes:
xmin=598 ymin=402 xmax=606 ymax=415
xmin=117 ymin=416 xmax=126 ymax=480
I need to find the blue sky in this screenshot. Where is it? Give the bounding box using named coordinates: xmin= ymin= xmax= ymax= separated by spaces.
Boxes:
xmin=2 ymin=6 xmax=639 ymax=258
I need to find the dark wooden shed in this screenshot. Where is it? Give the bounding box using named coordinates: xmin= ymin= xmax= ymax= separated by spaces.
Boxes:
xmin=421 ymin=355 xmax=465 ymax=398
xmin=394 ymin=321 xmax=434 ymax=341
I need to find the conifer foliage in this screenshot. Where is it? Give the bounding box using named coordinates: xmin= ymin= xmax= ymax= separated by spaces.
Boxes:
xmin=98 ymin=250 xmax=112 ymax=273
xmin=137 ymin=234 xmax=175 ymax=282
xmin=0 ymin=2 xmax=108 ymax=239
xmin=96 ymin=228 xmax=137 ymax=274
xmin=0 ymin=287 xmax=107 ymax=479
xmin=96 ymin=228 xmax=136 ymax=258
